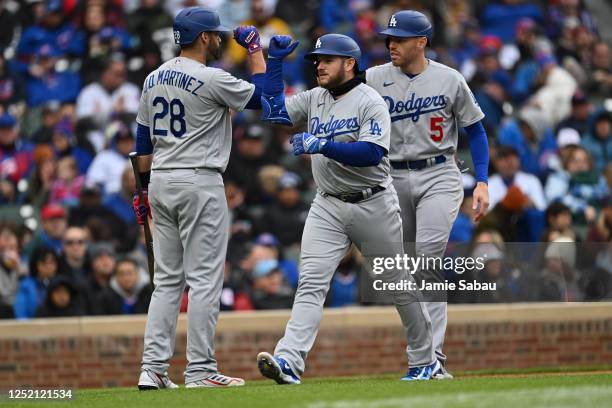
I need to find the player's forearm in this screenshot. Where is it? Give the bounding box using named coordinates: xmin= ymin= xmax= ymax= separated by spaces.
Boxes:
xmin=246 ymin=50 xmax=266 ymax=75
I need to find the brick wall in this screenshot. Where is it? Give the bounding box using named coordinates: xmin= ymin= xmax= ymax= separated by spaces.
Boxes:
xmin=0 ymin=304 xmax=611 ymax=389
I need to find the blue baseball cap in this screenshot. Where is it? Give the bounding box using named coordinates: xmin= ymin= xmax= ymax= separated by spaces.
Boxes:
xmin=0 ymin=113 xmax=16 ymax=128
xmin=255 ymin=233 xmax=280 ymax=247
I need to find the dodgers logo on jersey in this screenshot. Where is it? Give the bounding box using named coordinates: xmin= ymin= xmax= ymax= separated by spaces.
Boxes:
xmin=389 ymin=15 xmax=397 ymax=27
xmin=310 ymin=115 xmax=359 ymax=138
xmin=383 ymin=93 xmax=447 ymax=123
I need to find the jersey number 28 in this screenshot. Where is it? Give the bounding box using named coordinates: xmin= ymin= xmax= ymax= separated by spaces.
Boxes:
xmin=153 ymin=97 xmax=186 ymax=138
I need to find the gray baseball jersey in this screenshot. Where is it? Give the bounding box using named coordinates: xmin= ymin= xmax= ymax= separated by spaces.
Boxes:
xmin=270 ymin=81 xmax=436 ymax=378
xmin=136 ymin=57 xmax=255 ymax=171
xmin=366 ymin=61 xmax=484 ymax=161
xmin=285 ymin=83 xmax=392 ymax=194
xmin=367 ymin=60 xmax=485 ymax=367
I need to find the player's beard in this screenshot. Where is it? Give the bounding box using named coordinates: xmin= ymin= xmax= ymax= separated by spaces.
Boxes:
xmin=207 ymin=36 xmax=222 ymax=61
xmin=318 ymin=69 xmax=347 ymax=89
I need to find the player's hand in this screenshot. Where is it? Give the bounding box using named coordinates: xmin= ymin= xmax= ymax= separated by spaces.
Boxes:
xmin=133 ymin=189 xmax=151 ymax=225
xmin=233 ymin=26 xmax=262 ymax=54
xmin=290 ymin=132 xmax=328 ymax=155
xmin=268 ymin=35 xmax=299 ymax=59
xmin=472 ymin=182 xmax=489 ymax=222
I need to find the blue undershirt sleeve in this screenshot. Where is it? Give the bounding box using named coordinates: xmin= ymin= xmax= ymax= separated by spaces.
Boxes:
xmin=136 ymin=123 xmax=153 ymax=156
xmin=320 ymin=141 xmax=386 ymax=167
xmin=464 ymin=120 xmax=489 ymax=183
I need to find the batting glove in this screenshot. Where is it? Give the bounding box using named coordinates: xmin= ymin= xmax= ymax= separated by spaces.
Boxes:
xmin=290 ymin=132 xmax=328 ymax=155
xmin=133 ymin=189 xmax=151 ymax=225
xmin=233 ymin=26 xmax=262 ymax=54
xmin=268 ymin=35 xmax=299 ymax=59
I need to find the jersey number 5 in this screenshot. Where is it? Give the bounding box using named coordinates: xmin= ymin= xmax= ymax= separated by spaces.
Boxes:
xmin=430 ymin=117 xmax=443 ymax=142
xmin=153 ymin=97 xmax=186 ymax=138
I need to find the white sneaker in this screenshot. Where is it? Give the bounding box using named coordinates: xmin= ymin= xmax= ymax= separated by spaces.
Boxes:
xmin=185 ymin=373 xmax=245 ymax=388
xmin=433 ymin=362 xmax=454 ymax=380
xmin=138 ymin=369 xmax=179 ymax=390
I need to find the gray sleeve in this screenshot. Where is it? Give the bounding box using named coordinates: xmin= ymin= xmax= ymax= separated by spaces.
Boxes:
xmin=358 ymin=101 xmax=390 ymax=151
xmin=285 ymin=90 xmax=311 ymax=126
xmin=208 ymin=70 xmax=256 ymax=112
xmin=136 ymin=85 xmax=150 ymax=127
xmin=453 ymin=76 xmax=485 ymax=127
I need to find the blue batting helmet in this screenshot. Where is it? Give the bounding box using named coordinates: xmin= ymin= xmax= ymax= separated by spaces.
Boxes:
xmin=379 ymin=10 xmax=433 ymax=44
xmin=173 ymin=7 xmax=230 ymax=45
xmin=304 ymin=34 xmax=361 ymax=67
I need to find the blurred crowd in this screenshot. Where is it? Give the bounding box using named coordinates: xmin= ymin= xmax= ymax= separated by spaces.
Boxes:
xmin=0 ymin=0 xmax=611 ymax=319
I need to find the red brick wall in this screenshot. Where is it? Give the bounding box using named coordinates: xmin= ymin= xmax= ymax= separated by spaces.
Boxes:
xmin=0 ymin=305 xmax=611 ymax=389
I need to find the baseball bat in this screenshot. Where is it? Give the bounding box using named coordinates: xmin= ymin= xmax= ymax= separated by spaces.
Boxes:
xmin=129 ymin=152 xmax=155 ymax=286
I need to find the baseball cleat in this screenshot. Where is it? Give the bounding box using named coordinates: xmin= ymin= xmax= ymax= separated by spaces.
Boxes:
xmin=185 ymin=373 xmax=245 ymax=388
xmin=257 ymin=352 xmax=301 ymax=384
xmin=433 ymin=362 xmax=454 ymax=380
xmin=138 ymin=369 xmax=179 ymax=390
xmin=401 ymin=359 xmax=441 ymax=381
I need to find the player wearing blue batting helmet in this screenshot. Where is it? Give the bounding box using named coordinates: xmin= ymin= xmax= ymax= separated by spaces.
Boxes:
xmin=304 ymin=34 xmax=363 ymax=90
xmin=173 ymin=7 xmax=230 ymax=46
xmin=379 ymin=10 xmax=433 ymax=45
xmin=304 ymin=33 xmax=362 ymax=67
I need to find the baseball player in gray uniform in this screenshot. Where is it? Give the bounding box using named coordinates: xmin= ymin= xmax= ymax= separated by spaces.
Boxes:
xmin=367 ymin=10 xmax=491 ymax=379
xmin=254 ymin=33 xmax=439 ymax=384
xmin=133 ymin=8 xmax=270 ymax=389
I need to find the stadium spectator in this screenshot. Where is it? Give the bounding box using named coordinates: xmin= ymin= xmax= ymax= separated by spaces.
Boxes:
xmin=25 ymin=44 xmax=81 ymax=108
xmin=49 ymin=156 xmax=84 ymax=207
xmin=31 ymin=102 xmax=61 ymax=145
xmin=103 ymin=165 xmax=137 ymax=225
xmin=219 ymin=260 xmax=254 ymax=311
xmin=479 ymin=0 xmax=543 ymax=43
xmin=546 ymin=0 xmax=598 ymax=41
xmin=226 ymin=124 xmax=278 ymax=206
xmin=35 ymin=275 xmax=86 ymax=318
xmin=250 ymin=259 xmax=294 ymax=310
xmin=0 ymin=224 xmax=25 ymax=319
xmin=228 ymin=0 xmax=292 ymax=66
xmin=581 ymin=109 xmax=612 ymax=174
xmin=585 ymin=41 xmax=612 ymax=104
xmin=13 ymin=245 xmax=60 ymax=319
xmin=326 ymin=247 xmax=361 ymax=307
xmin=80 ymin=3 xmax=133 ymax=84
xmin=82 ymin=242 xmax=116 ymax=313
xmin=93 ymin=257 xmax=151 ymax=315
xmin=0 ymin=50 xmax=25 ymax=112
xmin=57 ymin=225 xmax=90 ymax=283
xmin=27 ymin=204 xmax=68 ymax=254
xmin=68 ymin=185 xmax=132 ymax=251
xmin=538 ymin=236 xmax=581 ymax=301
xmin=0 ymin=113 xmax=34 ymax=185
xmin=127 ymin=0 xmax=174 ymax=62
xmin=484 ymin=146 xmax=546 ymax=241
xmin=498 ymin=106 xmax=557 ymax=178
xmin=50 ymin=118 xmax=93 ymax=175
xmin=545 ymin=145 xmax=609 ymax=224
xmin=489 ymin=146 xmax=547 ymax=211
xmin=556 ymin=91 xmax=593 ymax=136
xmin=259 ymin=172 xmax=309 ymax=249
xmin=15 ymin=0 xmax=85 ymax=73
xmin=541 ymin=202 xmax=578 ymax=242
xmin=75 ymin=57 xmax=140 ymax=129
xmin=24 ymin=145 xmax=56 ymax=208
xmin=86 ymin=121 xmax=134 ymax=195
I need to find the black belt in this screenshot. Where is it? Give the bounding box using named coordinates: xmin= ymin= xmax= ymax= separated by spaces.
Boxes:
xmin=328 ymin=185 xmax=385 ymax=204
xmin=391 ymin=155 xmax=446 ymax=170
